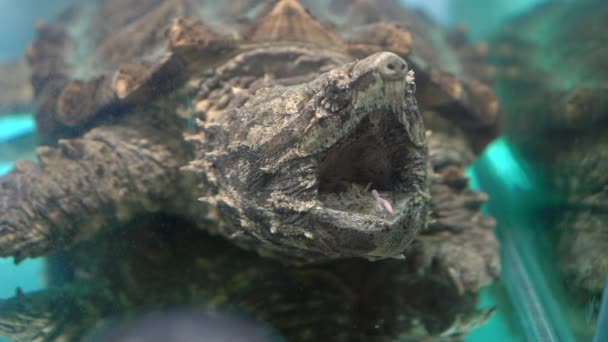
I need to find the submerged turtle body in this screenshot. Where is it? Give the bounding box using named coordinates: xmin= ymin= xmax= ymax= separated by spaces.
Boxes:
xmin=491 ymin=0 xmax=608 ymax=299
xmin=0 ymin=0 xmax=501 ymax=340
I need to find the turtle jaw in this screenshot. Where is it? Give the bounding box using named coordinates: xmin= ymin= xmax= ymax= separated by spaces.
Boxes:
xmin=311 ymin=100 xmax=428 ymax=260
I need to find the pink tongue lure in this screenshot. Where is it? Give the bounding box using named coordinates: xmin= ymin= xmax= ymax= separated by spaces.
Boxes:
xmin=371 ymin=189 xmax=393 ymax=215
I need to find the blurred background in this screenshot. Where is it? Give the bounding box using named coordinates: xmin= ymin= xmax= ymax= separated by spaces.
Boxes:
xmin=0 ymin=0 xmax=554 ymax=62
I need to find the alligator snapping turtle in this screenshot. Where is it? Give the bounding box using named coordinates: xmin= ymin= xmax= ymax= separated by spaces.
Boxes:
xmin=0 ymin=0 xmax=501 ymax=340
xmin=491 ymin=0 xmax=608 ymax=299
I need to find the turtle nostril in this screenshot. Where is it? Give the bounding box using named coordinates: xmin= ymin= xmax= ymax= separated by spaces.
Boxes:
xmin=354 ymin=52 xmax=409 ymax=79
xmin=379 ymin=54 xmax=408 ymax=78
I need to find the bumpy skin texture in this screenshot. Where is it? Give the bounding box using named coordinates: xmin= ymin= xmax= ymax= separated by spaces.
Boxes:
xmin=491 ymin=0 xmax=608 ymax=298
xmin=0 ymin=0 xmax=501 ymax=340
xmin=0 ymin=109 xmax=198 ymax=262
xmin=191 ymin=50 xmax=428 ymax=263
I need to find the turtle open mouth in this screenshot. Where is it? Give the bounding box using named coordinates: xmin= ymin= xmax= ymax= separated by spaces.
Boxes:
xmin=317 ymin=107 xmax=416 ymax=220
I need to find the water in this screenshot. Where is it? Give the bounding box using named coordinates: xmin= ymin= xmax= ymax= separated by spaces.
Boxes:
xmin=0 ymin=1 xmax=606 ymax=341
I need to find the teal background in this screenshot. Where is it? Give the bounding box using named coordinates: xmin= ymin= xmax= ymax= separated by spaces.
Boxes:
xmin=0 ymin=0 xmax=81 ymax=61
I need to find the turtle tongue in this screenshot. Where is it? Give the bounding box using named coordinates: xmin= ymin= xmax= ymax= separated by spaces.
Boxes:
xmin=371 ymin=189 xmax=393 ymax=215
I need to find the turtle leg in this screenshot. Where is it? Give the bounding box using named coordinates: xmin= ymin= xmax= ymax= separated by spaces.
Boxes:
xmin=0 ymin=109 xmax=192 ymax=262
xmin=0 ymin=281 xmax=120 ymax=342
xmin=411 ymin=133 xmax=500 ymax=294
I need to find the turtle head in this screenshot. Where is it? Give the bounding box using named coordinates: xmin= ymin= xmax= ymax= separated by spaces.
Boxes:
xmin=194 ymin=52 xmax=429 ymax=263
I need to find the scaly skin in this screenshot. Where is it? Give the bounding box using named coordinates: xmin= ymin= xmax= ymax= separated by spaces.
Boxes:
xmin=190 ymin=50 xmax=429 ymax=263
xmin=0 ymin=0 xmax=501 ymax=340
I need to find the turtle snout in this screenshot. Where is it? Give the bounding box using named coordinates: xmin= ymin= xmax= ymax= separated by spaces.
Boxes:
xmin=374 ymin=52 xmax=408 ymax=79
xmin=351 ymin=52 xmax=409 ymax=81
